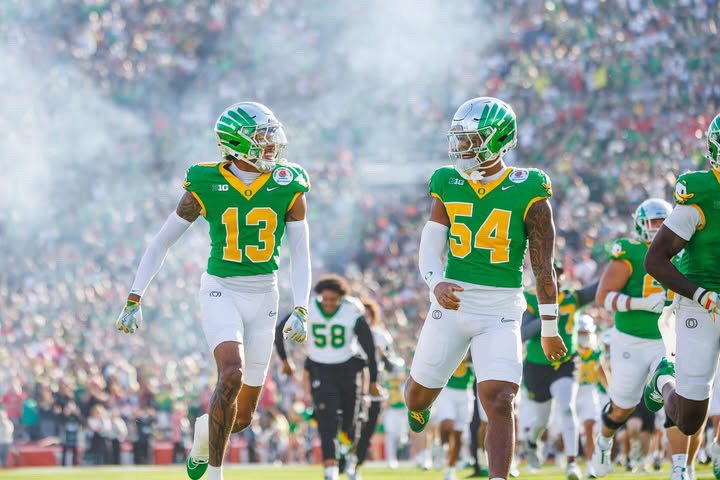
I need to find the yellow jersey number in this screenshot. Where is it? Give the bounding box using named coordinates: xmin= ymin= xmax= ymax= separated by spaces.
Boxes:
xmin=221 ymin=207 xmax=277 ymax=263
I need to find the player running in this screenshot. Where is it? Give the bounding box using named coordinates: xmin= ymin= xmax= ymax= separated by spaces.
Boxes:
xmin=643 ymin=113 xmax=720 ymax=478
xmin=405 ymin=96 xmax=566 ymax=480
xmin=521 ymin=262 xmax=597 ymax=479
xmin=116 ymin=102 xmax=312 ymax=480
xmin=591 ymin=197 xmax=674 ymax=477
xmin=575 ymin=315 xmax=608 ymax=478
xmin=275 ymin=275 xmax=378 ymax=480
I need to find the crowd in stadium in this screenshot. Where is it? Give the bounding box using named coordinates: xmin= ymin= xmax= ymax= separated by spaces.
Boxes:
xmin=2 ymin=0 xmax=719 ymax=468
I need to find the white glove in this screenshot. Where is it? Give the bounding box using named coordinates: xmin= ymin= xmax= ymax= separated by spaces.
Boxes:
xmin=283 ymin=306 xmax=308 ymax=343
xmin=698 ymin=290 xmax=720 ymax=323
xmin=116 ymin=300 xmax=143 ymax=334
xmin=630 ymin=292 xmax=666 ymax=313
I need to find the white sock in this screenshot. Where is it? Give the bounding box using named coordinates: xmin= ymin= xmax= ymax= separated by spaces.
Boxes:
xmin=671 ymin=453 xmax=687 ymax=472
xmin=478 ymin=447 xmax=488 ymax=468
xmin=490 ymin=478 xmax=504 ymax=480
xmin=190 ymin=413 xmax=209 ymax=459
xmin=657 ymin=374 xmax=675 ymax=391
xmin=324 ymin=465 xmax=339 ymax=479
xmin=712 ymin=440 xmax=720 ymax=458
xmin=207 ymin=465 xmax=223 ymax=480
xmin=597 ymin=433 xmax=613 ymax=449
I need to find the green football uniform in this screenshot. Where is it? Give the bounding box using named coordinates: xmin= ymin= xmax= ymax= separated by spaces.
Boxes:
xmin=386 ymin=377 xmax=406 ymax=409
xmin=429 ymin=166 xmax=552 ymax=288
xmin=524 ymin=289 xmax=579 ymax=366
xmin=577 ymin=347 xmax=602 ymax=386
xmin=608 ymin=238 xmax=665 ymax=339
xmin=674 ymin=170 xmax=720 ymax=291
xmin=183 ymin=161 xmax=310 ymax=277
xmin=446 ymin=362 xmax=475 ymax=390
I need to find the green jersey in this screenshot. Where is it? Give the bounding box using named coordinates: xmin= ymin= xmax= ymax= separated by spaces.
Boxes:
xmin=608 ymin=238 xmax=664 ymax=339
xmin=577 ymin=347 xmax=602 ymax=386
xmin=524 ymin=289 xmax=579 ymax=366
xmin=674 ymin=170 xmax=720 ymax=291
xmin=446 ymin=362 xmax=475 ymax=390
xmin=184 ymin=161 xmax=310 ymax=277
xmin=385 ymin=377 xmax=405 ymax=409
xmin=429 ymin=166 xmax=552 ymax=288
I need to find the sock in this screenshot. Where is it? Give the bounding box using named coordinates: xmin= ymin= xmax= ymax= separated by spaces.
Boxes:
xmin=597 ymin=433 xmax=613 ymax=449
xmin=478 ymin=447 xmax=488 ymax=468
xmin=712 ymin=440 xmax=720 ymax=458
xmin=490 ymin=478 xmax=504 ymax=480
xmin=207 ymin=465 xmax=223 ymax=480
xmin=324 ymin=465 xmax=339 ymax=479
xmin=671 ymin=453 xmax=687 ymax=472
xmin=657 ymin=374 xmax=675 ymax=391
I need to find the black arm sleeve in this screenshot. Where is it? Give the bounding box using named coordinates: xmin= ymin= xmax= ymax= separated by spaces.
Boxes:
xmin=521 ymin=310 xmax=542 ymax=342
xmin=354 ymin=317 xmax=378 ymax=382
xmin=575 ymin=281 xmax=599 ymax=308
xmin=274 ymin=314 xmax=291 ymax=361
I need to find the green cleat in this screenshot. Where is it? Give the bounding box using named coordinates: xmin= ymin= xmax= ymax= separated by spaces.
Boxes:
xmin=408 ymin=408 xmax=431 ymax=433
xmin=186 ymin=455 xmax=208 ymax=480
xmin=644 ymin=357 xmax=675 ymax=413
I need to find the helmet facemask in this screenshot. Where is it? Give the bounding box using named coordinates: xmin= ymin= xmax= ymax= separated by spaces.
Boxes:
xmin=448 ymin=127 xmax=504 ymax=180
xmin=707 ymin=129 xmax=720 ymax=172
xmin=634 ymin=199 xmax=672 ymax=243
xmin=217 ymin=122 xmax=287 ymax=173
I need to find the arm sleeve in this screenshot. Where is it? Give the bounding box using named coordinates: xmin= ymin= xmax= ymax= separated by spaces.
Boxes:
xmin=419 ymin=221 xmax=448 ymax=291
xmin=575 ymin=281 xmax=599 ymax=308
xmin=521 ymin=310 xmax=542 ymax=341
xmin=274 ymin=314 xmax=291 ymax=361
xmin=130 ymin=212 xmax=191 ymax=296
xmin=285 ymin=220 xmax=311 ymax=308
xmin=663 ymin=205 xmax=703 ymax=241
xmin=354 ymin=317 xmax=378 ymax=382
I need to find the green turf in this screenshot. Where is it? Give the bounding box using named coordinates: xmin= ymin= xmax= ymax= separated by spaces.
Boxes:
xmin=1 ymin=464 xmax=718 ymax=479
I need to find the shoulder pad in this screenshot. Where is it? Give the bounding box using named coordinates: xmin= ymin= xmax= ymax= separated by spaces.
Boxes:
xmin=272 ymin=163 xmax=310 ymax=193
xmin=674 ymin=170 xmax=712 ymax=205
xmin=343 ymin=296 xmax=366 ymax=315
xmin=184 ymin=162 xmax=220 ymax=191
xmin=511 ymin=167 xmax=552 ymax=198
xmin=609 ymin=238 xmax=632 ymax=260
xmin=429 ymin=166 xmax=459 ymax=198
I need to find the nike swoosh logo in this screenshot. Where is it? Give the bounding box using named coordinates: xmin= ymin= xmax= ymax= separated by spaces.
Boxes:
xmin=501 ymin=186 xmax=512 ymax=190
xmin=500 ymin=317 xmax=515 ymax=323
xmin=267 ymin=187 xmax=279 ymax=191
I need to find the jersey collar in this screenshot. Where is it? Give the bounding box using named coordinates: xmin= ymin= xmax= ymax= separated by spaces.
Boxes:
xmin=468 ymin=167 xmax=513 ymax=200
xmin=218 ymin=162 xmax=271 ymax=200
xmin=712 ymin=168 xmax=720 ymax=185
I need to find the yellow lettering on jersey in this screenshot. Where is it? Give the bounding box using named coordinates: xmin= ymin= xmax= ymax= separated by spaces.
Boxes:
xmin=445 ymin=202 xmax=473 ymax=258
xmin=474 ymin=209 xmax=511 ymax=263
xmin=245 ymin=207 xmax=277 ymax=263
xmin=222 ymin=208 xmax=243 ymax=262
xmin=468 ymin=168 xmax=513 ymax=200
xmin=558 ymin=293 xmax=576 ymax=335
xmin=218 ymin=162 xmax=270 ymax=200
xmin=642 ymin=274 xmax=664 ymax=297
xmin=453 ymin=362 xmax=468 ymax=377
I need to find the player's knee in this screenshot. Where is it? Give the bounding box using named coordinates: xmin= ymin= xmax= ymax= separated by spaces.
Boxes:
xmin=218 ymin=364 xmax=244 ymax=391
xmin=484 ymin=388 xmax=515 ymax=419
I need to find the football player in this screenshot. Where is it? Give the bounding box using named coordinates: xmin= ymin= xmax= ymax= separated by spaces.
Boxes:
xmin=405 ymin=97 xmax=566 ymax=480
xmin=575 ymin=315 xmax=608 ymax=479
xmin=275 ymin=275 xmax=379 ymax=480
xmin=591 ymin=197 xmax=676 ymax=477
xmin=644 ymin=113 xmax=720 ymax=479
xmin=520 ymin=263 xmax=598 ymax=479
xmin=116 ymin=102 xmax=312 ymax=480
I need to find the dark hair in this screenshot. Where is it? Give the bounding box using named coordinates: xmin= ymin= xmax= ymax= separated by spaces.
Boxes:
xmin=361 ymin=298 xmax=381 ymax=326
xmin=313 ymin=274 xmax=349 ymax=296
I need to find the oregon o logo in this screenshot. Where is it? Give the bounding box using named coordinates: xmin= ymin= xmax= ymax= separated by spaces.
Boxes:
xmin=622 ymin=352 xmax=631 ymax=359
xmin=686 ymin=317 xmax=698 ymax=329
xmin=432 ymin=310 xmax=442 ymax=319
xmin=245 ymin=189 xmax=252 ymax=196
xmin=477 ymin=188 xmax=485 ymax=195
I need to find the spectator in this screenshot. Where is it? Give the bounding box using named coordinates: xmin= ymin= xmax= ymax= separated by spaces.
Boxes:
xmin=60 ymin=402 xmax=81 ymax=466
xmin=0 ymin=409 xmax=13 ymax=468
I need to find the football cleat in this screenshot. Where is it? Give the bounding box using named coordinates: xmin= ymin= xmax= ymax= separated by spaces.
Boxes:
xmin=566 ymin=461 xmax=581 ymax=480
xmin=526 ymin=440 xmax=542 ymax=472
xmin=407 ymin=408 xmax=431 ymax=433
xmin=644 ymin=357 xmax=675 ymax=412
xmin=591 ymin=434 xmax=613 ymax=477
xmin=186 ymin=413 xmax=209 ymax=479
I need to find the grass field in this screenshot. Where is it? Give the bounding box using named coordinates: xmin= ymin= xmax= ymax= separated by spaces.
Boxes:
xmin=1 ymin=464 xmax=718 ymax=480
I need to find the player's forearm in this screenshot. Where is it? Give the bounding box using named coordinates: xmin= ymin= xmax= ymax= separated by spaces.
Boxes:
xmin=274 ymin=315 xmax=291 ymax=360
xmin=355 ymin=318 xmax=378 ymax=382
xmin=575 ymin=282 xmax=599 ymax=308
xmin=286 ymin=220 xmax=311 ymax=307
xmin=520 ymin=311 xmax=542 ymax=341
xmin=129 ymin=212 xmax=190 ymax=297
xmin=525 ymin=200 xmax=558 ymax=312
xmin=418 ymin=221 xmax=448 ymax=291
xmin=645 ymin=251 xmax=698 ymax=300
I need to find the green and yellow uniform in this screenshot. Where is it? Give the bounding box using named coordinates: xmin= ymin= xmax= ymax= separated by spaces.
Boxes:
xmin=447 ymin=362 xmax=475 ymax=390
xmin=386 ymin=377 xmax=406 ymax=409
xmin=183 ymin=161 xmax=310 ymax=277
xmin=608 ymin=238 xmax=667 ymax=339
xmin=524 ymin=289 xmax=579 ymax=366
xmin=577 ymin=348 xmax=602 ymax=386
xmin=674 ymin=170 xmax=720 ymax=290
xmin=429 ymin=166 xmax=552 ymax=288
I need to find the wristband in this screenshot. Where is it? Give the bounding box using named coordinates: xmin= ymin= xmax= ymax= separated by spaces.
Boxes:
xmin=604 ymin=291 xmax=629 ymax=312
xmin=541 ymin=320 xmax=559 ymax=337
xmin=538 ymin=303 xmax=559 ymax=317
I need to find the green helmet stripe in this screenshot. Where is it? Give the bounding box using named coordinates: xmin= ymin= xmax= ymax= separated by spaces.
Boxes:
xmin=220 ymin=114 xmax=240 ymax=128
xmin=232 ymin=108 xmax=256 ymax=126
